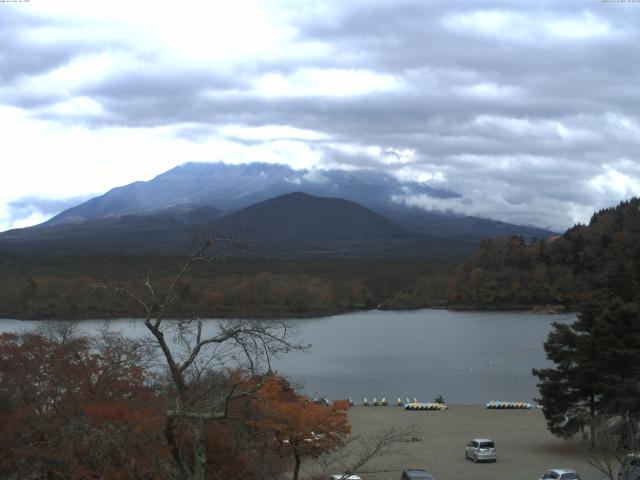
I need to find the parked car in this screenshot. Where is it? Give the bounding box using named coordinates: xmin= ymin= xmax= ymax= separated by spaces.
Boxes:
xmin=538 ymin=469 xmax=580 ymax=480
xmin=400 ymin=469 xmax=433 ymax=479
xmin=619 ymin=454 xmax=640 ymax=480
xmin=464 ymin=438 xmax=497 ymax=463
xmin=330 ymin=475 xmax=361 ymax=480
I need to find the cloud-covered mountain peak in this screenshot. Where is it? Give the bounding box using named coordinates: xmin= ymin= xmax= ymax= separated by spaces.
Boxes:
xmin=45 ymin=161 xmax=460 ymax=226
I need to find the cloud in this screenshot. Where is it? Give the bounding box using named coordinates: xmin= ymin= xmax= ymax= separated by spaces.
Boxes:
xmin=1 ymin=195 xmax=93 ymax=232
xmin=443 ymin=9 xmax=615 ymax=43
xmin=252 ymin=68 xmax=405 ymax=97
xmin=1 ymin=1 xmax=639 ymax=232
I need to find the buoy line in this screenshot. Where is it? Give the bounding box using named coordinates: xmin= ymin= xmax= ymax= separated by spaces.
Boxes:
xmin=454 ymin=345 xmax=541 ymax=377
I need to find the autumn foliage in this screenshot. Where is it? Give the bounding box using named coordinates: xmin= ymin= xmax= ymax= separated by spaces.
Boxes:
xmin=0 ymin=331 xmax=164 ymax=479
xmin=252 ymin=376 xmax=351 ymax=480
xmin=0 ymin=331 xmax=350 ymax=480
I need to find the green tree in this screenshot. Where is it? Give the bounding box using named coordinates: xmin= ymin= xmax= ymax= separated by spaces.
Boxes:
xmin=533 ymin=297 xmax=640 ymax=443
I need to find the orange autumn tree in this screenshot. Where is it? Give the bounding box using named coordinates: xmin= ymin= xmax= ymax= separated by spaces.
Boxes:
xmin=0 ymin=330 xmax=165 ymax=480
xmin=254 ymin=375 xmax=351 ymax=480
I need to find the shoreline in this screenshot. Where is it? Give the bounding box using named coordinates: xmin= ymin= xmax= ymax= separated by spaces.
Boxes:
xmin=0 ymin=304 xmax=574 ymax=322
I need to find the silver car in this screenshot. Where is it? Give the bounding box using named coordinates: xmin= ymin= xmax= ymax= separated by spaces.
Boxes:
xmin=464 ymin=438 xmax=497 ymax=463
xmin=539 ymin=469 xmax=580 ymax=480
xmin=619 ymin=454 xmax=640 ymax=480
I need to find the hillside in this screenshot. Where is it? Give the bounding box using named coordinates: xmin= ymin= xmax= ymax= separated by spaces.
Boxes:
xmin=210 ymin=192 xmax=407 ymax=240
xmin=0 ymin=192 xmax=475 ymax=258
xmin=447 ymin=197 xmax=640 ymax=309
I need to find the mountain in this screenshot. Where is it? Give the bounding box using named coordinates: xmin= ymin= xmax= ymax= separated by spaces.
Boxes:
xmin=0 ymin=192 xmax=483 ymax=258
xmin=0 ymin=162 xmax=557 ymax=256
xmin=0 ymin=193 xmax=439 ymax=257
xmin=41 ymin=161 xmax=555 ymax=240
xmin=210 ymin=192 xmax=407 ymax=240
xmin=43 ymin=162 xmax=459 ymax=225
xmin=382 ymin=208 xmax=554 ymax=239
xmin=0 ymin=205 xmax=225 ymax=255
xmin=0 ymin=215 xmax=190 ymax=254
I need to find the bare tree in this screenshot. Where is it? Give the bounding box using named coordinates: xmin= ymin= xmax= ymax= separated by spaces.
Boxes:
xmin=307 ymin=425 xmax=418 ymax=480
xmin=104 ymin=239 xmax=307 ymax=480
xmin=581 ymin=415 xmax=640 ymax=480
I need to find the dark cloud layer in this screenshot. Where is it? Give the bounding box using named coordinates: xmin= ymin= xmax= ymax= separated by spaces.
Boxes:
xmin=2 ymin=1 xmax=640 ymax=230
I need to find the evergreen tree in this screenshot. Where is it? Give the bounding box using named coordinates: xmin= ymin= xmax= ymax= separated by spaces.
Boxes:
xmin=533 ymin=317 xmax=605 ymax=440
xmin=534 ymin=296 xmax=640 ymax=442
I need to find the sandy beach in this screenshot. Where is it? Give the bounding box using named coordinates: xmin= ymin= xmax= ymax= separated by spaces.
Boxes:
xmin=302 ymin=405 xmax=605 ymax=480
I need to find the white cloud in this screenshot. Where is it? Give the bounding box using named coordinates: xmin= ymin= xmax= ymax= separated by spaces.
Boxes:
xmin=545 ymin=11 xmax=612 ymax=40
xmin=394 ymin=166 xmax=447 ymax=184
xmin=444 ymin=9 xmax=616 ymax=43
xmin=219 ymin=124 xmax=330 ymax=141
xmin=9 ymin=212 xmax=50 ymax=230
xmin=47 ymin=96 xmax=104 ymax=117
xmin=455 ymin=82 xmax=524 ymax=101
xmin=444 ymin=10 xmax=529 ymax=40
xmin=589 ymin=167 xmax=640 ymax=197
xmin=253 ymin=68 xmax=404 ymax=97
xmin=27 ymin=1 xmax=294 ymax=63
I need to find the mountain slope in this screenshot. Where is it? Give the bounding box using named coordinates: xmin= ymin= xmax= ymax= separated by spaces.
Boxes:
xmin=0 ymin=193 xmax=428 ymax=256
xmin=45 ymin=162 xmax=458 ymax=226
xmin=0 ymin=215 xmax=191 ymax=254
xmin=40 ymin=161 xmax=555 ymax=239
xmin=0 ymin=205 xmax=225 ymax=254
xmin=210 ymin=192 xmax=407 ymax=240
xmin=384 ymin=208 xmax=554 ymax=240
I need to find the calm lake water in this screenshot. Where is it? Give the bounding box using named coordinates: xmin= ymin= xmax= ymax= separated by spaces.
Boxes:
xmin=0 ymin=309 xmax=574 ymax=404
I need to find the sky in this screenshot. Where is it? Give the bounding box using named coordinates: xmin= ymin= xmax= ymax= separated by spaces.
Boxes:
xmin=1 ymin=0 xmax=639 ymax=232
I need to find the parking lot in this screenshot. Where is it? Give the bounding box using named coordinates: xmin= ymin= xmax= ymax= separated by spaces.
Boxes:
xmin=303 ymin=405 xmax=605 ymax=480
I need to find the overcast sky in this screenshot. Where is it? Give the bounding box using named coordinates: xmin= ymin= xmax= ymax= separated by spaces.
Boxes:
xmin=2 ymin=0 xmax=639 ymax=232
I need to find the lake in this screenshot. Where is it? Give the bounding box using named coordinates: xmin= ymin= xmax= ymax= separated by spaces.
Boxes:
xmin=0 ymin=309 xmax=574 ymax=404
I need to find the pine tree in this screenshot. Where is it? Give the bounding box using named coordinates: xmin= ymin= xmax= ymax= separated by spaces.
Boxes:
xmin=534 ymin=296 xmax=640 ymax=442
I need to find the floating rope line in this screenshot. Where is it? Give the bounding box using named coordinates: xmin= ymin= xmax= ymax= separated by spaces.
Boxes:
xmin=454 ymin=346 xmax=542 ymax=377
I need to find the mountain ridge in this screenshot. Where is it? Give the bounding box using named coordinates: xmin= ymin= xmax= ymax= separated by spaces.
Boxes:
xmin=44 ymin=162 xmax=460 ymax=227
xmin=38 ymin=161 xmax=555 ymax=242
xmin=1 ymin=192 xmax=439 ymax=257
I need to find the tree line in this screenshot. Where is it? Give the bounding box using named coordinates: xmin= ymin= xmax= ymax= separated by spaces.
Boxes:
xmin=0 ymin=255 xmax=454 ymax=320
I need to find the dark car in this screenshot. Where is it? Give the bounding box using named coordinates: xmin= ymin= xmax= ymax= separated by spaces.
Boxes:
xmin=401 ymin=469 xmax=434 ymax=480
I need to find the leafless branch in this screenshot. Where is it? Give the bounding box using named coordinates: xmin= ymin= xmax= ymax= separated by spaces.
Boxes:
xmin=308 ymin=425 xmax=418 ymax=480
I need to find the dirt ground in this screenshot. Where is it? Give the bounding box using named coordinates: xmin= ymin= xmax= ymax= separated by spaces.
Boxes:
xmin=301 ymin=405 xmax=607 ymax=480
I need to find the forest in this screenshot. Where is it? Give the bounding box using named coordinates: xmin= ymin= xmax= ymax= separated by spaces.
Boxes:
xmin=449 ymin=197 xmax=640 ymax=310
xmin=0 ymin=254 xmax=454 ymax=320
xmin=0 ymin=198 xmax=639 ymax=319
